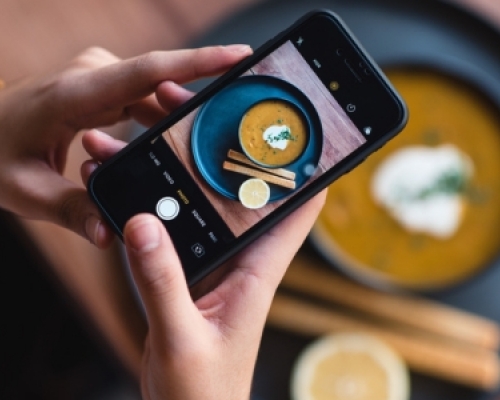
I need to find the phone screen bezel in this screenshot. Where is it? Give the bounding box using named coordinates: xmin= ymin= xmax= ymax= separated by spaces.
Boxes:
xmin=89 ymin=10 xmax=408 ymax=285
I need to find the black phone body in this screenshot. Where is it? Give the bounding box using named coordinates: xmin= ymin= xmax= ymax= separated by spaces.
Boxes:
xmin=89 ymin=10 xmax=407 ymax=285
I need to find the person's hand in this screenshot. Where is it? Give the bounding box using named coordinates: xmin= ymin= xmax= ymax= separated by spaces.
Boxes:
xmin=0 ymin=45 xmax=252 ymax=247
xmin=81 ymin=129 xmax=325 ymax=400
xmin=126 ymin=204 xmax=324 ymax=400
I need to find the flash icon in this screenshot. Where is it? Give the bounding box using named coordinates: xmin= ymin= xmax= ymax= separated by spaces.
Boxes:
xmin=363 ymin=126 xmax=372 ymax=135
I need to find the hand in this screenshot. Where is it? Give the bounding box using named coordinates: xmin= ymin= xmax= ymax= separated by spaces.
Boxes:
xmin=81 ymin=130 xmax=326 ymax=400
xmin=0 ymin=44 xmax=252 ymax=247
xmin=126 ymin=204 xmax=324 ymax=400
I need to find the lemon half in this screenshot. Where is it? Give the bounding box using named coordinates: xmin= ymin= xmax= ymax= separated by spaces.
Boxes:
xmin=291 ymin=333 xmax=410 ymax=400
xmin=238 ymin=178 xmax=270 ymax=209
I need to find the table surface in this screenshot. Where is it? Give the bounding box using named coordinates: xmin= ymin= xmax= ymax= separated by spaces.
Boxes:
xmin=1 ymin=0 xmax=499 ymax=382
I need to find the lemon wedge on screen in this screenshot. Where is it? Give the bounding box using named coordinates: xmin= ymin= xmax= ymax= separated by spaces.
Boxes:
xmin=291 ymin=333 xmax=410 ymax=400
xmin=238 ymin=178 xmax=270 ymax=209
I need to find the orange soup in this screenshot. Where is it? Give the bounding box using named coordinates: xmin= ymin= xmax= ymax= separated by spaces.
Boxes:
xmin=239 ymin=99 xmax=308 ymax=167
xmin=313 ymin=69 xmax=500 ymax=289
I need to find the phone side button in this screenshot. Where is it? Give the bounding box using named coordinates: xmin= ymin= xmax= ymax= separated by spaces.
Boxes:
xmin=156 ymin=197 xmax=180 ymax=221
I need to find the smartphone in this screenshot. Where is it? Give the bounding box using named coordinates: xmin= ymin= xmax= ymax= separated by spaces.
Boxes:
xmin=89 ymin=10 xmax=407 ymax=285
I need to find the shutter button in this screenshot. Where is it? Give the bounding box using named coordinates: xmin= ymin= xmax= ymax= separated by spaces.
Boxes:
xmin=156 ymin=197 xmax=180 ymax=220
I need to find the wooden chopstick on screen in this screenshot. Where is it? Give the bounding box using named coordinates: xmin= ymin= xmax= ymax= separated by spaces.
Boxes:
xmin=227 ymin=149 xmax=296 ymax=181
xmin=223 ymin=161 xmax=296 ymax=189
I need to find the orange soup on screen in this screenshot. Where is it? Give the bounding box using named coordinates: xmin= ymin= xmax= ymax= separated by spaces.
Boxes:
xmin=239 ymin=99 xmax=308 ymax=167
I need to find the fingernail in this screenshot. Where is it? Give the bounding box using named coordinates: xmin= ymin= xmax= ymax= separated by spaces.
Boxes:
xmin=225 ymin=44 xmax=252 ymax=55
xmin=126 ymin=215 xmax=162 ymax=253
xmin=85 ymin=215 xmax=102 ymax=245
xmin=92 ymin=129 xmax=110 ymax=139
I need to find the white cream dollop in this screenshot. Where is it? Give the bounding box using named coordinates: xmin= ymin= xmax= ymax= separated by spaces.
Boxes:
xmin=371 ymin=145 xmax=473 ymax=238
xmin=263 ymin=125 xmax=291 ymax=150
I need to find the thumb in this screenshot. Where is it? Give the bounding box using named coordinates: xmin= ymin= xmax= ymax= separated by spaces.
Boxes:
xmin=124 ymin=214 xmax=197 ymax=339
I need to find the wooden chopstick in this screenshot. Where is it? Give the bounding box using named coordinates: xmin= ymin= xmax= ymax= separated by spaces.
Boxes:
xmin=268 ymin=293 xmax=500 ymax=390
xmin=281 ymin=254 xmax=500 ymax=350
xmin=223 ymin=161 xmax=296 ymax=189
xmin=227 ymin=149 xmax=296 ymax=180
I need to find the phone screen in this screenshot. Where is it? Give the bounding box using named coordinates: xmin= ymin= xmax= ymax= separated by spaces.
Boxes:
xmin=91 ymin=13 xmax=405 ymax=283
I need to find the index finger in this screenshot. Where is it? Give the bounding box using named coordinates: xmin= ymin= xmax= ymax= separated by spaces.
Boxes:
xmin=69 ymin=45 xmax=253 ymax=117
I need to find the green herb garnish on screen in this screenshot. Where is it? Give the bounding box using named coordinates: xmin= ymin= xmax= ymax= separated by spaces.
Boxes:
xmin=268 ymin=128 xmax=296 ymax=143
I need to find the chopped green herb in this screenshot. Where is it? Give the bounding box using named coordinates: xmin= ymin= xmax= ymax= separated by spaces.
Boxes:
xmin=465 ymin=186 xmax=490 ymax=205
xmin=267 ymin=127 xmax=296 ymax=143
xmin=397 ymin=168 xmax=469 ymax=202
xmin=409 ymin=234 xmax=426 ymax=251
xmin=418 ymin=169 xmax=467 ymax=198
xmin=422 ymin=129 xmax=441 ymax=146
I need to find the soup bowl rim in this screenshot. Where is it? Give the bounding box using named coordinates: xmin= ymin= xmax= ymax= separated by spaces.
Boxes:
xmin=237 ymin=97 xmax=311 ymax=169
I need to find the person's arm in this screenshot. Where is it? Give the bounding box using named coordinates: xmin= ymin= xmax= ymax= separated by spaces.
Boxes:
xmin=81 ymin=129 xmax=326 ymax=399
xmin=0 ymin=45 xmax=252 ymax=247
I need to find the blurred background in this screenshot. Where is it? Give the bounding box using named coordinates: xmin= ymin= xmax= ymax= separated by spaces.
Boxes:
xmin=2 ymin=0 xmax=500 ymax=399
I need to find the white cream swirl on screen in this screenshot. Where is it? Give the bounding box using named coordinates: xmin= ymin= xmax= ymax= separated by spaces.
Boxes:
xmin=263 ymin=125 xmax=291 ymax=150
